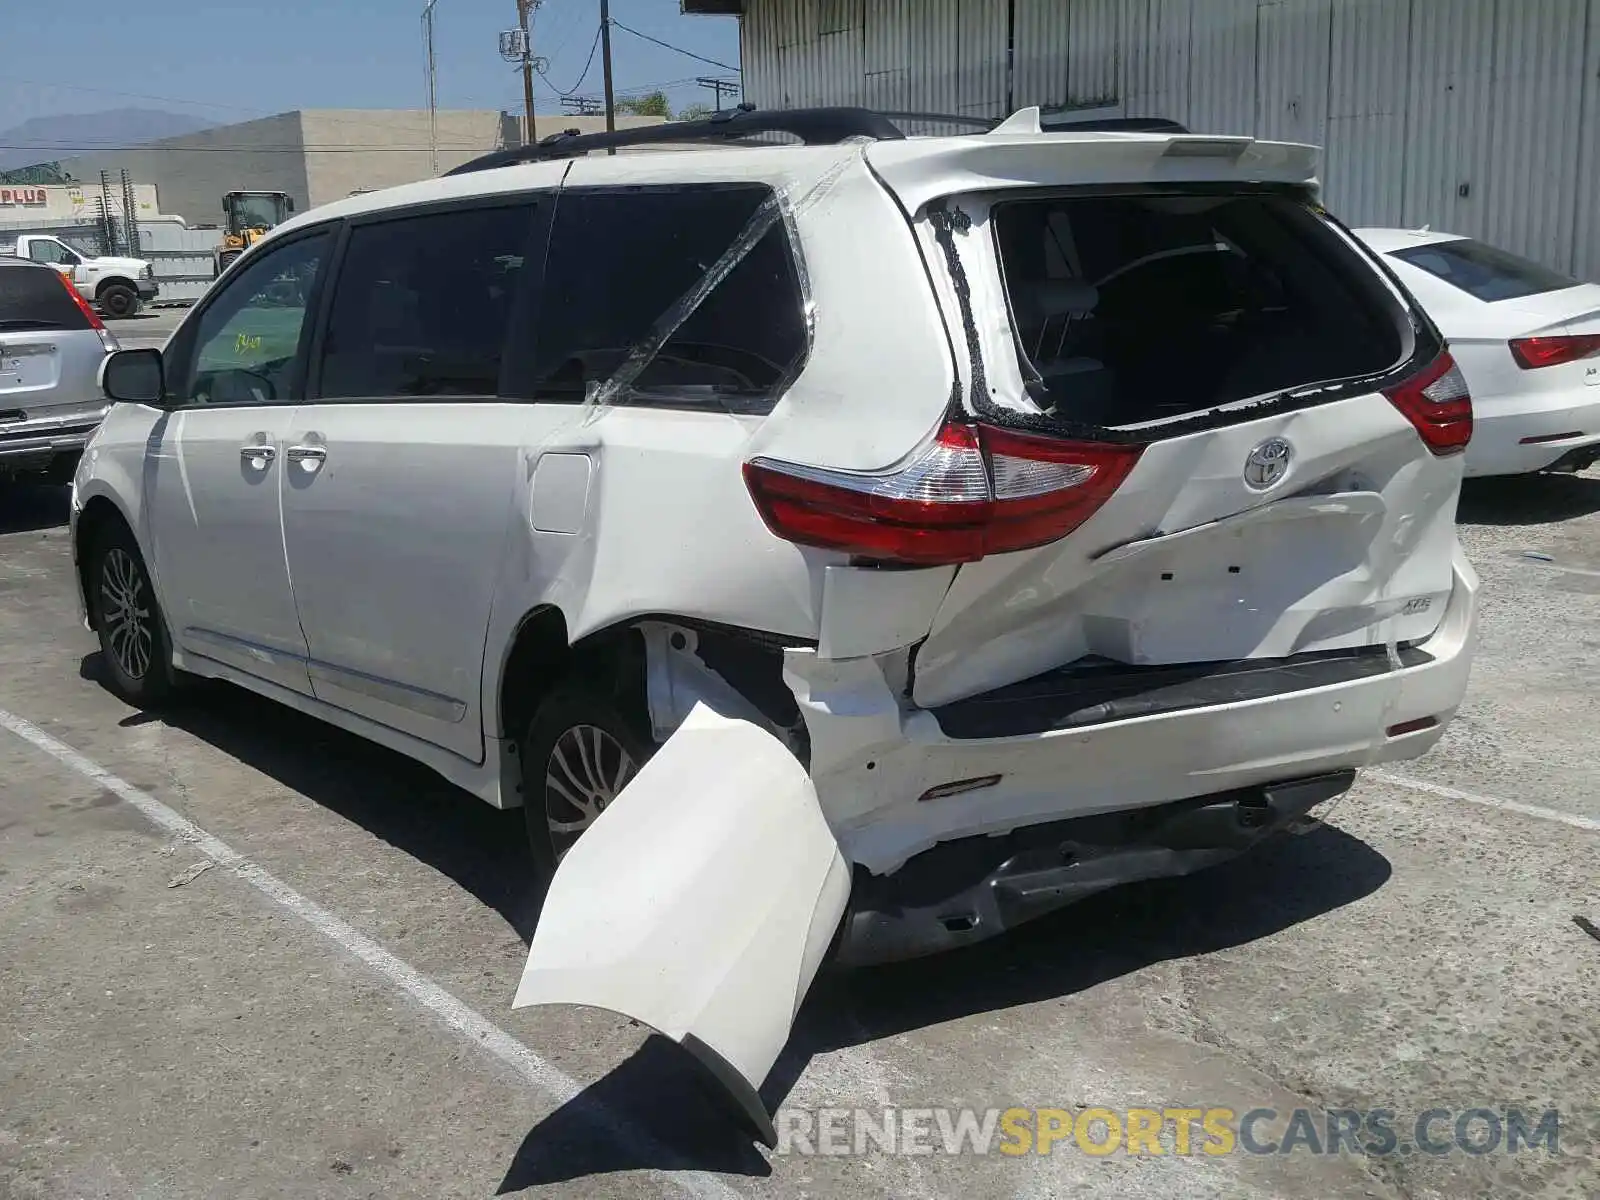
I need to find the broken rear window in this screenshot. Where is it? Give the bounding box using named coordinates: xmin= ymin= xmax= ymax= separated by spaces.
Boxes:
xmin=992 ymin=192 xmax=1404 ymax=428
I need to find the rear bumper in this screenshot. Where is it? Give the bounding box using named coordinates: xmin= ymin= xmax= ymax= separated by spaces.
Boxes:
xmin=835 ymin=771 xmax=1352 ymax=965
xmin=0 ymin=407 xmax=108 ymax=471
xmin=1465 ymin=387 xmax=1600 ymax=476
xmin=929 ymin=643 xmax=1434 ymax=738
xmin=790 ymin=548 xmax=1478 ymax=879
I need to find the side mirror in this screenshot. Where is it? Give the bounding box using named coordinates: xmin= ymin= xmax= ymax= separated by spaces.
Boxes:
xmin=100 ymin=348 xmax=166 ymax=406
xmin=286 ymin=196 xmax=296 ymax=213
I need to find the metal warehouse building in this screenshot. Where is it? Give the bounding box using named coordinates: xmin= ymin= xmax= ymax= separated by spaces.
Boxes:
xmin=689 ymin=0 xmax=1600 ymax=279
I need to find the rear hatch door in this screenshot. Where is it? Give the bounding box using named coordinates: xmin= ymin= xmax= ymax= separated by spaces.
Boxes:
xmin=866 ymin=134 xmax=1464 ymax=708
xmin=0 ymin=263 xmax=103 ymax=421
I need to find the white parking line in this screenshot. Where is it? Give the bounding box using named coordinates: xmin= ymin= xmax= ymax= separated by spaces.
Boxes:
xmin=0 ymin=709 xmax=744 ymax=1200
xmin=1367 ymin=768 xmax=1600 ymax=833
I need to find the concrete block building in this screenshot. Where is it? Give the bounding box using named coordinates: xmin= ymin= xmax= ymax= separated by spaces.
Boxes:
xmin=54 ymin=110 xmax=664 ymax=226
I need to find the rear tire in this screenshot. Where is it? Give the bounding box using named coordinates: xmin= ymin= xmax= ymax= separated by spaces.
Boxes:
xmin=89 ymin=523 xmax=178 ymax=706
xmin=98 ymin=283 xmax=139 ymax=320
xmin=520 ymin=682 xmax=655 ymax=881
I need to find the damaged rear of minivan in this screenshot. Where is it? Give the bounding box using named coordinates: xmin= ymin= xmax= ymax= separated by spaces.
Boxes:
xmin=515 ymin=131 xmax=1478 ymax=1144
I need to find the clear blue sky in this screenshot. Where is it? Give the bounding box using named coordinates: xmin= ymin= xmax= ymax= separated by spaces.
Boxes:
xmin=1 ymin=0 xmax=741 ymax=136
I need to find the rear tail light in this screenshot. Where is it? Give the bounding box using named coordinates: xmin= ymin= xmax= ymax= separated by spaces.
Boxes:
xmin=743 ymin=422 xmax=1143 ymax=566
xmin=52 ymin=270 xmax=117 ymax=351
xmin=1382 ymin=350 xmax=1472 ymax=456
xmin=1509 ymin=334 xmax=1600 ymax=370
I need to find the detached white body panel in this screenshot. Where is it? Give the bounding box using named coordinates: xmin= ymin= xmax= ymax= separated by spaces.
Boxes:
xmin=513 ymin=706 xmax=849 ymax=1146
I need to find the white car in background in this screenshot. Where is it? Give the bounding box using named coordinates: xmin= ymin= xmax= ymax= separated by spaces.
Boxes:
xmin=1357 ymin=228 xmax=1600 ymax=477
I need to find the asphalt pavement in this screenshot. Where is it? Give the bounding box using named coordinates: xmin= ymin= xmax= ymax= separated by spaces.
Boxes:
xmin=0 ymin=468 xmax=1596 ymax=1199
xmin=104 ymin=307 xmax=187 ymax=352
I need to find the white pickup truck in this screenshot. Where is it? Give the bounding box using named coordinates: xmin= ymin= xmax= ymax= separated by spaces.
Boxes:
xmin=5 ymin=234 xmax=158 ymax=318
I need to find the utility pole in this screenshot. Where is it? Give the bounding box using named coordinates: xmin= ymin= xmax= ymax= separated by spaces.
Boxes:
xmin=599 ymin=0 xmax=616 ymax=139
xmin=696 ymin=76 xmax=740 ymax=112
xmin=516 ymin=0 xmax=538 ymax=145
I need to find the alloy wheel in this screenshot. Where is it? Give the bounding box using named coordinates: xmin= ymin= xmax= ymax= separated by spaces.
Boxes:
xmin=100 ymin=547 xmax=154 ymax=682
xmin=544 ymin=723 xmax=638 ymax=860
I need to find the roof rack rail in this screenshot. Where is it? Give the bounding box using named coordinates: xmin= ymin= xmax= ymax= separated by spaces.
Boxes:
xmin=445 ymin=105 xmax=907 ymax=175
xmin=875 ymin=110 xmax=1002 ymax=130
xmin=1044 ymin=115 xmax=1190 ymax=133
xmin=443 ymin=106 xmax=1193 ymax=177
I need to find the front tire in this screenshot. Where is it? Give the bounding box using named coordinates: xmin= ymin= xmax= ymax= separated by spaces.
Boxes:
xmin=98 ymin=282 xmax=139 ymax=320
xmin=520 ymin=683 xmax=655 ymax=881
xmin=89 ymin=524 xmax=177 ymax=706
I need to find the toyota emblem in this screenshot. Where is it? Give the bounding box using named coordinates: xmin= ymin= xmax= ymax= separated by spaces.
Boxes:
xmin=1243 ymin=437 xmax=1292 ymax=490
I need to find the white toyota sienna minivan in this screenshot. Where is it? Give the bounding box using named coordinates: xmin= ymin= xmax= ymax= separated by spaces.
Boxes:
xmin=74 ymin=106 xmax=1478 ymax=1141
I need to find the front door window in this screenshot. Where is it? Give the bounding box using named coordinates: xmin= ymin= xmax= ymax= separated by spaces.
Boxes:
xmin=172 ymin=233 xmax=330 ymax=407
xmin=26 ymin=240 xmax=78 ymax=267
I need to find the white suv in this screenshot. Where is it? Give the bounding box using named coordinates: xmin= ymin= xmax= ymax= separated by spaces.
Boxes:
xmin=77 ymin=107 xmax=1478 ymax=1141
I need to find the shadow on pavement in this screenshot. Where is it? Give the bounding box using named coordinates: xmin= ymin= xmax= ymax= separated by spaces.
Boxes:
xmin=78 ymin=654 xmax=1391 ymax=1188
xmin=497 ymin=1035 xmax=773 ymax=1191
xmin=788 ymin=819 xmax=1387 ymax=1067
xmin=501 ymin=820 xmax=1391 ymax=1188
xmin=1457 ymin=472 xmax=1600 ymax=526
xmin=80 ymin=653 xmax=544 ymax=942
xmin=0 ymin=483 xmax=70 ymax=536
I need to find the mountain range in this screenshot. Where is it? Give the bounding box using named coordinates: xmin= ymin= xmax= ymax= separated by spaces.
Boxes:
xmin=0 ymin=108 xmax=218 ymax=171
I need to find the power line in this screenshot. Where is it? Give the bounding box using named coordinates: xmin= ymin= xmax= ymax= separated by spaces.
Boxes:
xmin=534 ymin=1 xmax=585 ymax=61
xmin=607 ymin=19 xmax=739 ymax=74
xmin=537 ymin=24 xmax=604 ymax=98
xmin=533 ymin=77 xmax=717 ymax=113
xmin=0 ymin=77 xmax=264 ymax=116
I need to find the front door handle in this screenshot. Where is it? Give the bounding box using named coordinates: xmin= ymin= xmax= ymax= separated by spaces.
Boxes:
xmin=240 ymin=443 xmax=276 ymax=471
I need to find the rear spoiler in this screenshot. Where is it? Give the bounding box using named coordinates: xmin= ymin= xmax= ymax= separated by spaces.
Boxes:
xmin=866 ymin=131 xmax=1322 ymax=215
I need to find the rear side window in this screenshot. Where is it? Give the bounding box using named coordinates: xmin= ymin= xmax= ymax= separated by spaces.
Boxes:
xmin=1390 ymin=239 xmax=1577 ymax=302
xmin=0 ymin=264 xmax=90 ymax=331
xmin=992 ymin=192 xmax=1405 ymax=427
xmin=528 ymin=184 xmax=808 ymax=411
xmin=318 ymin=203 xmax=537 ymax=399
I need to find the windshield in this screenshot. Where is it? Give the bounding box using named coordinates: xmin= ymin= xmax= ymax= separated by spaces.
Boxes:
xmin=1390 ymin=238 xmax=1577 ymax=302
xmin=230 ymin=193 xmax=289 ymax=229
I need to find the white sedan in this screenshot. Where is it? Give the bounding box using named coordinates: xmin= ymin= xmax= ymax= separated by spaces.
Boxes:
xmin=1357 ymin=228 xmax=1600 ymax=477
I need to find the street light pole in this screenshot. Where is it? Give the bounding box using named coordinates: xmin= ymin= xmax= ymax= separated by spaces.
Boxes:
xmin=422 ymin=0 xmax=441 ymax=175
